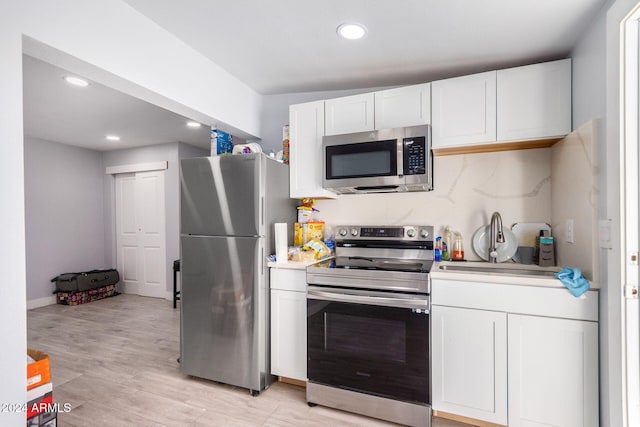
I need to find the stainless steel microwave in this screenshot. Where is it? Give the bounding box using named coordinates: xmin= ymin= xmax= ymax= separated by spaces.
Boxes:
xmin=322 ymin=125 xmax=433 ymax=194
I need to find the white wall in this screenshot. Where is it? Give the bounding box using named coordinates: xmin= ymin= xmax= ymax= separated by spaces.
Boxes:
xmin=571 ymin=0 xmax=639 ymax=425
xmin=24 ymin=138 xmax=106 ymax=307
xmin=0 ymin=6 xmax=27 ymax=424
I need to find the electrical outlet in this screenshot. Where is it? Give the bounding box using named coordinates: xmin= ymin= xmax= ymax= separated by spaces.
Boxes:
xmin=565 ymin=219 xmax=574 ymax=243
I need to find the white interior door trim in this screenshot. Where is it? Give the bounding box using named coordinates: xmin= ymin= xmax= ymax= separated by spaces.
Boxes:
xmin=621 ymin=6 xmax=640 ymax=426
xmin=105 ymin=161 xmax=168 ymax=175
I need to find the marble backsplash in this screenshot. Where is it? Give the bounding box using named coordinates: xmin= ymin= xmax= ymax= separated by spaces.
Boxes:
xmin=314 ymin=121 xmax=598 ymax=277
xmin=314 ymin=147 xmax=552 ymax=262
xmin=551 ymin=120 xmax=599 ymax=280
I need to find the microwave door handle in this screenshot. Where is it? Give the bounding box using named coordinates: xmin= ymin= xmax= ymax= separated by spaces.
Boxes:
xmin=397 ymin=139 xmax=404 ymax=177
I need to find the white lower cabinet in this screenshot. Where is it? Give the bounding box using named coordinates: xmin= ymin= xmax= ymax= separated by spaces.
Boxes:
xmin=507 ymin=314 xmax=599 ymax=427
xmin=431 ymin=278 xmax=599 ymax=427
xmin=270 ymin=268 xmax=307 ymax=381
xmin=432 ymin=306 xmax=508 ymax=425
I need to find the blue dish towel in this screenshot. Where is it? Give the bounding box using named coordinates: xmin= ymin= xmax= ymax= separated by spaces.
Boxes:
xmin=554 ymin=267 xmax=590 ymax=297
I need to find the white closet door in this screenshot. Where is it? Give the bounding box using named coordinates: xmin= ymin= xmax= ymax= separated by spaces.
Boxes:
xmin=115 ymin=171 xmax=166 ymax=298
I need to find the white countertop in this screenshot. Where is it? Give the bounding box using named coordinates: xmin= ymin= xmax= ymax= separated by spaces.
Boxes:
xmin=431 ymin=261 xmax=599 ymax=290
xmin=268 ymin=259 xmax=326 ymax=270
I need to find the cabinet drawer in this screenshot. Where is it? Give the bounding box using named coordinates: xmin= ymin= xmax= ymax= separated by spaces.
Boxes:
xmin=431 ymin=279 xmax=598 ymax=321
xmin=270 ymin=268 xmax=307 ymax=292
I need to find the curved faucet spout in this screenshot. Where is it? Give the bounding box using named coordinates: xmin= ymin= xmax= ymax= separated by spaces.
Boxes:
xmin=489 ymin=211 xmax=505 ymax=263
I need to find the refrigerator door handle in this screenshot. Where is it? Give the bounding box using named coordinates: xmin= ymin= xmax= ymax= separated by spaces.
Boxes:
xmin=261 ymin=196 xmax=265 ymax=227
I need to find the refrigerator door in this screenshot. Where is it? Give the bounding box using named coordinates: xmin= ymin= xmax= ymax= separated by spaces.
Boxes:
xmin=180 ymin=235 xmax=267 ymax=391
xmin=180 ymin=155 xmax=260 ymax=237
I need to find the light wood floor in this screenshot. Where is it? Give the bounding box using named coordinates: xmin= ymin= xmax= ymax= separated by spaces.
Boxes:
xmin=27 ymin=294 xmax=474 ymax=426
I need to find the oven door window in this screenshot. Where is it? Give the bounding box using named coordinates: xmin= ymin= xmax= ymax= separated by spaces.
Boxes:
xmin=307 ymin=299 xmax=429 ymax=405
xmin=325 ymin=139 xmax=397 ymax=180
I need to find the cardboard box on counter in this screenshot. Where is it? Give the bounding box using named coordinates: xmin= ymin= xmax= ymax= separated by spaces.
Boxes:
xmin=294 ymin=221 xmax=325 ymax=246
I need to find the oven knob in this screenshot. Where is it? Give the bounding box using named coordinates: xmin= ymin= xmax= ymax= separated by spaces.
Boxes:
xmin=338 ymin=228 xmax=348 ymax=237
xmin=406 ymin=228 xmax=416 ymax=238
xmin=350 ymin=228 xmax=359 ymax=237
xmin=420 ymin=229 xmax=429 ymax=238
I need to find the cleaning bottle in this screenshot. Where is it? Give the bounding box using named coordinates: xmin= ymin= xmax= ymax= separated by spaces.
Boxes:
xmin=434 ymin=237 xmax=442 ymax=262
xmin=442 ymin=226 xmax=452 ymax=261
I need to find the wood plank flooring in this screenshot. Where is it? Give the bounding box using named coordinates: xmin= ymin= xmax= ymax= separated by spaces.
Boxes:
xmin=27 ymin=294 xmax=474 ymax=426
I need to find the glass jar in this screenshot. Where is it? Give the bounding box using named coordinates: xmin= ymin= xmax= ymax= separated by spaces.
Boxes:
xmin=452 ymin=232 xmax=464 ymax=261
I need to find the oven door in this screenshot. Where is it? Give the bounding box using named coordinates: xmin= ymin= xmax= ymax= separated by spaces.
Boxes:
xmin=307 ymin=286 xmax=430 ymax=405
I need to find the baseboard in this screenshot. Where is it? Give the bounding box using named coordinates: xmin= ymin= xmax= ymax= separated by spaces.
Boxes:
xmin=27 ymin=296 xmax=57 ymax=310
xmin=433 ymin=410 xmax=506 ymax=427
xmin=278 ymin=377 xmax=306 ymax=387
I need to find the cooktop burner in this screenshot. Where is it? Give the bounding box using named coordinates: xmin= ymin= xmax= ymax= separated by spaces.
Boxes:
xmin=307 ymin=225 xmax=434 ymax=294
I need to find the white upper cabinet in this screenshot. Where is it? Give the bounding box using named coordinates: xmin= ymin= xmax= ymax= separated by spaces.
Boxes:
xmin=497 ymin=58 xmax=571 ymax=141
xmin=324 ymin=92 xmax=375 ymax=136
xmin=289 ymin=101 xmax=336 ymax=199
xmin=374 ymin=83 xmax=431 ymax=129
xmin=431 ymin=71 xmax=497 ymax=148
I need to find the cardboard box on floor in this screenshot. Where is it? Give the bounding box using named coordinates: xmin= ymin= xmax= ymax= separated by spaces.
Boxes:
xmin=27 ymin=349 xmax=51 ymax=391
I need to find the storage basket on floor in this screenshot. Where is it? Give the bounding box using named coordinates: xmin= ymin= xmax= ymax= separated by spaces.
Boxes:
xmin=56 ymin=284 xmax=119 ymax=306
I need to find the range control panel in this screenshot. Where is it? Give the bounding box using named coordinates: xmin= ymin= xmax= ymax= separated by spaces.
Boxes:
xmin=335 ymin=225 xmax=433 ymax=242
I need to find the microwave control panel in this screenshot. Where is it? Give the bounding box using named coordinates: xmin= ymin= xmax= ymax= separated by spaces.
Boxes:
xmin=403 ymin=136 xmax=426 ymax=175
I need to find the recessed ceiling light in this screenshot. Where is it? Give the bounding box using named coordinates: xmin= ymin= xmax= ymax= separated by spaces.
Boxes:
xmin=337 ymin=23 xmax=367 ymax=40
xmin=186 ymin=121 xmax=202 ymax=128
xmin=64 ymin=76 xmax=89 ymax=87
xmin=105 ymin=135 xmax=120 ymax=141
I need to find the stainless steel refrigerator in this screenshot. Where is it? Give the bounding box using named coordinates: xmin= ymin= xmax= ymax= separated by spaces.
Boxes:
xmin=179 ymin=153 xmax=295 ymax=394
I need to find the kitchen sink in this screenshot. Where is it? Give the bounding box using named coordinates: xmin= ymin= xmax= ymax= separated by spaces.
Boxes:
xmin=438 ymin=263 xmax=559 ymax=278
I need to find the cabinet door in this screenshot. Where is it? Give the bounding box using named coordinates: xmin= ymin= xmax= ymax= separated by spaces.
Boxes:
xmin=497 ymin=59 xmax=571 ymax=141
xmin=431 ymin=71 xmax=497 ymax=148
xmin=289 ymin=101 xmax=336 ymax=199
xmin=324 ymin=92 xmax=375 ymax=136
xmin=431 ymin=305 xmax=508 ymax=425
xmin=374 ymin=83 xmax=431 ymax=129
xmin=508 ymin=314 xmax=598 ymax=427
xmin=270 ymin=289 xmax=307 ymax=381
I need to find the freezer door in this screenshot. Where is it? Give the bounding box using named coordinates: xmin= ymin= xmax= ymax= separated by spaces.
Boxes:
xmin=180 ymin=235 xmax=267 ymax=391
xmin=180 ymin=155 xmax=260 ymax=236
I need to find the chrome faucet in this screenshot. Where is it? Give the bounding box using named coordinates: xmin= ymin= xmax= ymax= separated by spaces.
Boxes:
xmin=489 ymin=211 xmax=506 ymax=263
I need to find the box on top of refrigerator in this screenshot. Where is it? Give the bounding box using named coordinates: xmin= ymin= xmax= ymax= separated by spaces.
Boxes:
xmin=211 ymin=128 xmax=233 ymax=155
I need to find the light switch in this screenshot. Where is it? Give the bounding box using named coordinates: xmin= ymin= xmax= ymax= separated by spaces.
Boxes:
xmin=565 ymin=219 xmax=574 ymax=243
xmin=599 ymin=219 xmax=613 ymax=249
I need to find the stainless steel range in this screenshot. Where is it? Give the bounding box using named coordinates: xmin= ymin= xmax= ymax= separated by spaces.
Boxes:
xmin=306 ymin=225 xmax=433 ymax=427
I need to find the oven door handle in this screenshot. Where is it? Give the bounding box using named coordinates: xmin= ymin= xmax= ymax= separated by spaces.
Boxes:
xmin=307 ymin=288 xmax=429 ymax=311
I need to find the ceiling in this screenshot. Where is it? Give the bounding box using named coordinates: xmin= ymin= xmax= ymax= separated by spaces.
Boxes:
xmin=125 ymin=0 xmax=607 ymax=94
xmin=23 ymin=55 xmax=211 ymax=151
xmin=23 ymin=0 xmax=607 ymax=151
